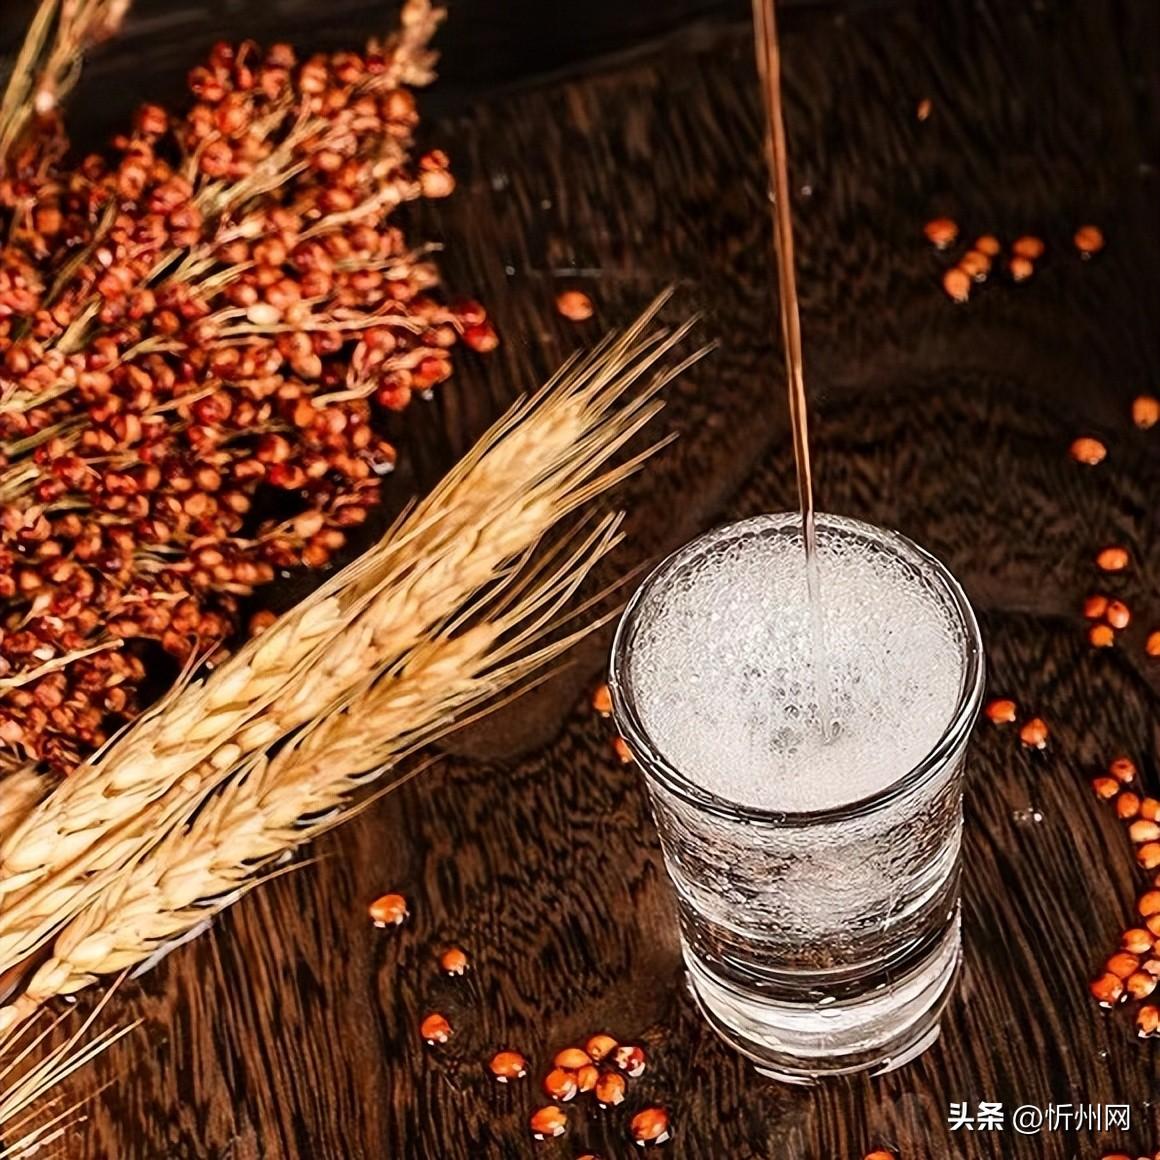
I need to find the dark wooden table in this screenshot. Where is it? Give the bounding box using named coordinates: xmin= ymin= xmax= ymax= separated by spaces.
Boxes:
xmin=38 ymin=0 xmax=1160 ymax=1156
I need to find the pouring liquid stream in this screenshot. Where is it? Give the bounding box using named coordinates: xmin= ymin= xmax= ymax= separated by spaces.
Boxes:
xmin=751 ymin=0 xmax=835 ymax=742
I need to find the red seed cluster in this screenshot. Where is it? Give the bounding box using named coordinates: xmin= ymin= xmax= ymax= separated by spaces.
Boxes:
xmin=528 ymin=1035 xmax=660 ymax=1143
xmin=927 ymin=225 xmax=1024 ymax=302
xmin=1084 ymin=589 xmax=1139 ymax=650
xmin=928 ymin=223 xmax=1101 ymax=302
xmin=0 ymin=29 xmax=495 ymax=771
xmin=395 ymin=672 xmax=666 ymax=1152
xmin=1089 ymin=757 xmax=1160 ymax=1019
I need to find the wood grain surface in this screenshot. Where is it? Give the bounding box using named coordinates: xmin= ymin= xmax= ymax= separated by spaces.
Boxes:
xmin=15 ymin=0 xmax=1160 ymax=1156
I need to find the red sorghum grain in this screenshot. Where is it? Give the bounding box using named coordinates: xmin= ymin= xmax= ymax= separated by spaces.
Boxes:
xmin=554 ymin=1047 xmax=591 ymax=1070
xmin=543 ymin=1068 xmax=579 ymax=1102
xmin=488 ymin=1050 xmax=529 ymax=1082
xmin=1142 ymin=799 xmax=1160 ymax=820
xmin=594 ymin=1070 xmax=626 ymax=1107
xmin=1012 ymin=236 xmax=1045 ymax=260
xmin=1138 ymin=842 xmax=1160 ymax=870
xmin=586 ymin=1033 xmax=618 ymax=1061
xmin=1107 ymin=600 xmax=1131 ymax=629
xmin=420 ymin=1013 xmax=452 ymax=1044
xmin=462 ymin=322 xmax=500 ymax=352
xmin=1128 ymin=971 xmax=1158 ymax=1000
xmin=1092 ymin=777 xmax=1121 ymax=800
xmin=1131 ymin=821 xmax=1160 ymax=844
xmin=959 ymin=250 xmax=990 ymax=280
xmin=1019 ymin=718 xmax=1049 ymax=749
xmin=1090 ymin=972 xmax=1125 ymax=1006
xmin=1117 ymin=793 xmax=1142 ymax=820
xmin=369 ymin=893 xmax=408 ymax=927
xmin=1069 ymin=437 xmax=1107 ymax=465
xmin=1110 ymin=757 xmax=1138 ymax=783
xmin=1139 ymin=892 xmax=1160 ymax=918
xmin=916 ymin=98 xmax=932 ymax=121
xmin=1073 ymin=225 xmax=1105 ymax=255
xmin=1089 ymin=624 xmax=1115 ymax=648
xmin=630 ymin=1107 xmax=671 ymax=1146
xmin=1083 ymin=594 xmax=1110 ymax=619
xmin=1107 ymin=952 xmax=1140 ymax=980
xmin=1137 ymin=1005 xmax=1160 ymax=1037
xmin=1009 ymin=255 xmax=1034 ymax=282
xmin=613 ymin=736 xmax=634 ymax=764
xmin=984 ymin=698 xmax=1017 ymax=724
xmin=924 ymin=218 xmax=958 ymax=249
xmin=1122 ymin=928 xmax=1155 ymax=954
xmin=1096 ymin=546 xmax=1130 ymax=572
xmin=591 ymin=683 xmax=613 ymax=716
xmin=1147 ymin=631 xmax=1160 ymax=657
xmin=0 ymin=33 xmax=492 ymax=773
xmin=614 ymin=1044 xmax=647 ymax=1077
xmin=576 ymin=1063 xmax=599 ymax=1093
xmin=975 ymin=235 xmax=1001 ymax=257
xmin=439 ymin=947 xmax=468 ymax=975
xmin=555 ymin=290 xmax=595 ymax=321
xmin=529 ymin=1106 xmax=567 ymax=1140
xmin=1133 ymin=396 xmax=1160 ymax=429
xmin=942 ymin=267 xmax=971 ymax=303
xmin=864 ymin=1153 xmax=896 ymax=1160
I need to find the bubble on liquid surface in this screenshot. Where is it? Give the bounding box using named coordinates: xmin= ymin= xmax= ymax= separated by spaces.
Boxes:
xmin=624 ymin=514 xmax=968 ymax=812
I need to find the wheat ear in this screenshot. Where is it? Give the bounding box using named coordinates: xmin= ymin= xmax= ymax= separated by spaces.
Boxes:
xmin=5 ymin=516 xmax=621 ymax=1023
xmin=0 ymin=769 xmax=47 ymax=846
xmin=0 ymin=297 xmax=702 ymax=975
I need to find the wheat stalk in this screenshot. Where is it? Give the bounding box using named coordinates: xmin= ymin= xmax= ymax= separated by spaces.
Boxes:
xmin=3 ymin=517 xmax=622 ymax=1022
xmin=0 ymin=297 xmax=701 ymax=983
xmin=0 ymin=991 xmax=136 ymax=1155
xmin=0 ymin=0 xmax=131 ymax=168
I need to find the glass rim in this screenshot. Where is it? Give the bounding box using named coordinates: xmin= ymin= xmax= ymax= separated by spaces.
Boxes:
xmin=608 ymin=513 xmax=986 ymax=828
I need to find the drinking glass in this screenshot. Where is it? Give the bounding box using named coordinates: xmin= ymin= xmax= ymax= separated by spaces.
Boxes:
xmin=608 ymin=513 xmax=985 ymax=1082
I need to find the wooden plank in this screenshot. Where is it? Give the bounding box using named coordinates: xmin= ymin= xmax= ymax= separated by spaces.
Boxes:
xmin=23 ymin=0 xmax=1160 ymax=1156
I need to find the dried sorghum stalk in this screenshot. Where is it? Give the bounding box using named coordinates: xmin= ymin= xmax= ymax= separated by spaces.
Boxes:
xmin=0 ymin=0 xmax=495 ymax=773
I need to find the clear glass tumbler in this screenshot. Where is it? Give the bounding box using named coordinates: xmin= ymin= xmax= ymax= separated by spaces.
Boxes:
xmin=608 ymin=513 xmax=985 ymax=1082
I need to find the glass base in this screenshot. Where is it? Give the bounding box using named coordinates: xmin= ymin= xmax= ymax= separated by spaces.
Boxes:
xmin=684 ymin=917 xmax=961 ymax=1084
